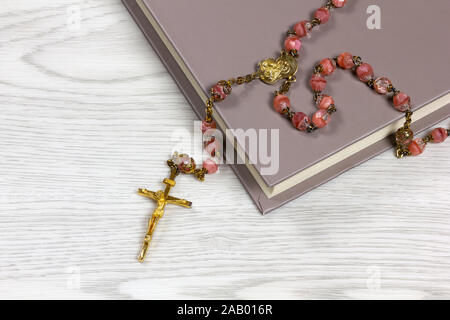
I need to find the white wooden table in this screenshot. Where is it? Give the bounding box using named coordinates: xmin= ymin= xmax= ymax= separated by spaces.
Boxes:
xmin=0 ymin=0 xmax=449 ymax=300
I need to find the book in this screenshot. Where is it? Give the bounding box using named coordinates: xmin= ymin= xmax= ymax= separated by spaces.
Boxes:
xmin=123 ymin=0 xmax=450 ymax=214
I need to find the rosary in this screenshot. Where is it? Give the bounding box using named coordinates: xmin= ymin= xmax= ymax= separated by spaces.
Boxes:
xmin=137 ymin=0 xmax=449 ymax=262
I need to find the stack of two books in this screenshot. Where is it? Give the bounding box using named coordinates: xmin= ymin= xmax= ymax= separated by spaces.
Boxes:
xmin=123 ymin=0 xmax=450 ymax=214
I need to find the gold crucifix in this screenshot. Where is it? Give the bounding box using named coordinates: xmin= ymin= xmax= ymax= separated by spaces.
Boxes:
xmin=137 ymin=161 xmax=192 ymax=263
xmin=137 ymin=153 xmax=207 ymax=262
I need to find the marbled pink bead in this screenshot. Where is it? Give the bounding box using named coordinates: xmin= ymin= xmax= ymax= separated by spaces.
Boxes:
xmin=310 ymin=74 xmax=327 ymax=92
xmin=294 ymin=20 xmax=310 ymax=38
xmin=314 ymin=7 xmax=330 ymax=24
xmin=431 ymin=127 xmax=448 ymax=143
xmin=312 ymin=109 xmax=331 ymax=128
xmin=393 ymin=92 xmax=411 ymax=112
xmin=320 ymin=58 xmax=336 ymax=76
xmin=337 ymin=52 xmax=354 ymax=69
xmin=273 ymin=94 xmax=291 ymax=113
xmin=332 ymin=0 xmax=347 ymax=8
xmin=291 ymin=112 xmax=310 ymax=131
xmin=203 ymin=158 xmax=218 ymax=174
xmin=178 ymin=155 xmax=196 ymax=173
xmin=317 ymin=95 xmax=335 ymax=110
xmin=356 ymin=63 xmax=374 ymax=82
xmin=408 ymin=138 xmax=426 ymax=156
xmin=284 ymin=35 xmax=302 ymax=52
xmin=374 ymin=77 xmax=392 ymax=94
xmin=211 ymin=84 xmax=227 ymax=101
xmin=201 ymin=120 xmax=217 ymax=134
xmin=204 ymin=139 xmax=220 ymax=156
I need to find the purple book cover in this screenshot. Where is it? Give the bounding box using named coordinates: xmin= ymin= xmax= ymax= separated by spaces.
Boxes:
xmin=123 ymin=0 xmax=450 ymax=213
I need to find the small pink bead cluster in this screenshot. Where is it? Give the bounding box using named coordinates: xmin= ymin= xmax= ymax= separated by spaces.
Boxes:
xmin=272 ymin=56 xmax=340 ymax=132
xmin=306 ymin=52 xmax=413 ymax=131
xmin=273 ymin=1 xmax=347 ymax=132
xmin=195 ymin=80 xmax=236 ymax=175
xmin=309 ymin=52 xmax=410 ymax=130
xmin=170 ymin=121 xmax=220 ymax=175
xmin=171 ymin=118 xmax=220 ymax=176
xmin=339 ymin=53 xmax=412 ymax=112
xmin=329 ymin=53 xmax=412 ymax=112
xmin=285 ymin=0 xmax=347 ymax=55
xmin=399 ymin=127 xmax=449 ymax=156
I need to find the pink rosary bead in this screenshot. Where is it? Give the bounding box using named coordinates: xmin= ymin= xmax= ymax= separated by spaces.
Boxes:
xmin=203 ymin=158 xmax=218 ymax=174
xmin=177 ymin=155 xmax=196 ymax=173
xmin=319 ymin=58 xmax=336 ymax=76
xmin=332 ymin=0 xmax=347 ymax=8
xmin=431 ymin=128 xmax=448 ymax=143
xmin=393 ymin=92 xmax=411 ymax=112
xmin=312 ymin=109 xmax=331 ymax=128
xmin=284 ymin=35 xmax=302 ymax=52
xmin=373 ymin=77 xmax=392 ymax=94
xmin=204 ymin=139 xmax=220 ymax=157
xmin=337 ymin=52 xmax=354 ymax=69
xmin=294 ymin=21 xmax=310 ymax=38
xmin=201 ymin=120 xmax=216 ymax=134
xmin=211 ymin=84 xmax=227 ymax=101
xmin=317 ymin=95 xmax=334 ymax=110
xmin=310 ymin=74 xmax=327 ymax=92
xmin=408 ymin=138 xmax=426 ymax=156
xmin=356 ymin=63 xmax=374 ymax=82
xmin=292 ymin=112 xmax=310 ymax=131
xmin=273 ymin=95 xmax=291 ymax=113
xmin=314 ymin=7 xmax=330 ymax=24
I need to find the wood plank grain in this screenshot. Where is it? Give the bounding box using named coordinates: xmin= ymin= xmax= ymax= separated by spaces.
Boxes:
xmin=0 ymin=0 xmax=449 ymax=299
